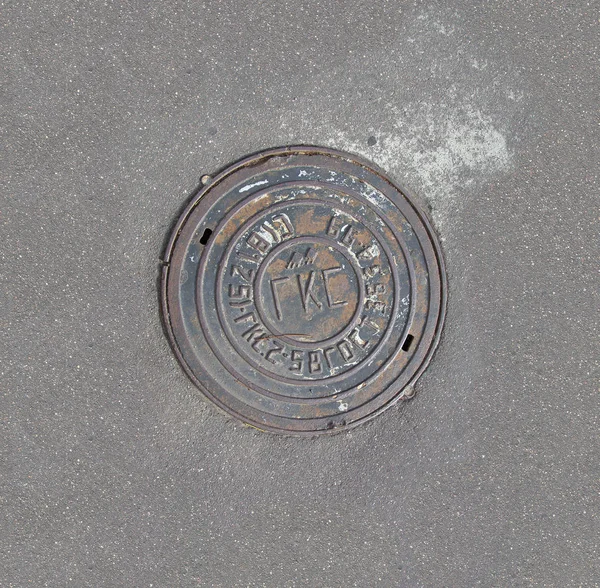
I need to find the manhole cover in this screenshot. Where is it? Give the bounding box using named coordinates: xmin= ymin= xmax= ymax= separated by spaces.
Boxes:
xmin=161 ymin=146 xmax=446 ymax=434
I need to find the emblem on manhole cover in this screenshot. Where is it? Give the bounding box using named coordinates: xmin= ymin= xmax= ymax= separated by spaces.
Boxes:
xmin=161 ymin=146 xmax=446 ymax=434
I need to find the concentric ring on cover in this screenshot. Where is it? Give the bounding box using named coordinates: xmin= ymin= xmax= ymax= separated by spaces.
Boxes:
xmin=161 ymin=146 xmax=446 ymax=435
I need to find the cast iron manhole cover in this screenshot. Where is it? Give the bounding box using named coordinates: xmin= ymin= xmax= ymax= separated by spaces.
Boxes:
xmin=161 ymin=146 xmax=446 ymax=434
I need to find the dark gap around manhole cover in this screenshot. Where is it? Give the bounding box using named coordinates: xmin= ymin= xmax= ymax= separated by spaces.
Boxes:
xmin=402 ymin=334 xmax=414 ymax=352
xmin=199 ymin=228 xmax=213 ymax=245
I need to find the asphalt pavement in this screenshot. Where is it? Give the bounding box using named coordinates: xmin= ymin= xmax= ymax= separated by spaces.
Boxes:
xmin=2 ymin=1 xmax=599 ymax=586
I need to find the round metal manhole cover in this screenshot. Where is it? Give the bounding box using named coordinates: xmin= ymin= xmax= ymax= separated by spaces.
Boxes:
xmin=161 ymin=146 xmax=446 ymax=435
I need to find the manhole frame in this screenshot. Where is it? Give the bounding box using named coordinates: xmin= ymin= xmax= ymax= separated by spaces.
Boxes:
xmin=161 ymin=145 xmax=447 ymax=436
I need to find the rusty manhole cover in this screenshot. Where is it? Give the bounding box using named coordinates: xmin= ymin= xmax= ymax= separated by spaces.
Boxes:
xmin=161 ymin=146 xmax=446 ymax=434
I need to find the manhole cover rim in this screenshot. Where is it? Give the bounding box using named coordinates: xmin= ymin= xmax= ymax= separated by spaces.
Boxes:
xmin=161 ymin=145 xmax=447 ymax=436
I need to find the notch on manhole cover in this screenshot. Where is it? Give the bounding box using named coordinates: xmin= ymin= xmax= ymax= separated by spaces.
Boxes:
xmin=161 ymin=146 xmax=446 ymax=435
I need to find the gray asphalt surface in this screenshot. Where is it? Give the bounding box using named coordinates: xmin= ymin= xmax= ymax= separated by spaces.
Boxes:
xmin=2 ymin=1 xmax=599 ymax=586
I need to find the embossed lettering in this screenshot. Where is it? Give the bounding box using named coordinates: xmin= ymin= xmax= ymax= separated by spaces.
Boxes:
xmin=362 ymin=265 xmax=381 ymax=279
xmin=357 ymin=243 xmax=380 ymax=260
xmin=308 ymin=351 xmax=323 ymax=374
xmin=228 ymin=283 xmax=252 ymax=308
xmin=348 ymin=327 xmax=369 ymax=349
xmin=366 ymin=283 xmax=386 ymax=295
xmin=360 ymin=315 xmax=381 ymax=334
xmin=366 ymin=300 xmax=387 ymax=314
xmin=327 ymin=216 xmax=342 ymax=238
xmin=271 ymin=213 xmax=294 ymax=239
xmin=269 ymin=276 xmax=290 ymax=321
xmin=287 ymin=247 xmax=318 ymax=269
xmin=228 ymin=298 xmax=253 ymax=308
xmin=237 ymin=250 xmax=261 ymax=263
xmin=230 ymin=264 xmax=254 ymax=282
xmin=322 ymin=267 xmax=348 ymax=308
xmin=296 ymin=271 xmax=322 ymax=312
xmin=327 ymin=216 xmax=355 ymax=248
xmin=262 ymin=221 xmax=281 ymax=242
xmin=229 ymin=284 xmax=251 ymax=299
xmin=337 ymin=340 xmax=354 ymax=361
xmin=241 ymin=323 xmax=266 ymax=345
xmin=234 ymin=311 xmax=257 ymax=324
xmin=265 ymin=341 xmax=284 ymax=364
xmin=341 ymin=225 xmax=355 ymax=247
xmin=289 ymin=350 xmax=304 ymax=373
xmin=247 ymin=231 xmax=270 ymax=254
xmin=324 ymin=347 xmax=336 ymax=369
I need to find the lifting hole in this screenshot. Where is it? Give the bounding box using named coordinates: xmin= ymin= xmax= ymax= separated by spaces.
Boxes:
xmin=199 ymin=228 xmax=213 ymax=245
xmin=402 ymin=334 xmax=414 ymax=352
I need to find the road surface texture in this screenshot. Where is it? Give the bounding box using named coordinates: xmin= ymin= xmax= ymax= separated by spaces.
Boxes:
xmin=2 ymin=1 xmax=598 ymax=586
